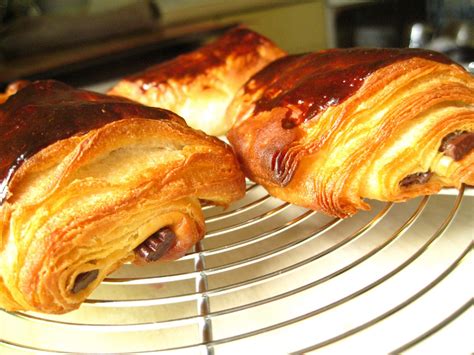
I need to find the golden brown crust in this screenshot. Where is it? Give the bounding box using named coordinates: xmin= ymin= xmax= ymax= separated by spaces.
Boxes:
xmin=227 ymin=48 xmax=474 ymax=217
xmin=108 ymin=26 xmax=286 ymax=135
xmin=0 ymin=81 xmax=245 ymax=313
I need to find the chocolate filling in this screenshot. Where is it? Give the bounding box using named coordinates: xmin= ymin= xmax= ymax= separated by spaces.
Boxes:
xmin=72 ymin=269 xmax=99 ymax=294
xmin=399 ymin=171 xmax=433 ymax=188
xmin=439 ymin=131 xmax=466 ymax=152
xmin=439 ymin=131 xmax=474 ymax=161
xmin=135 ymin=227 xmax=176 ymax=262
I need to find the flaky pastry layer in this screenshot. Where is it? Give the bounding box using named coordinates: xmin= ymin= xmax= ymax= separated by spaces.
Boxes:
xmin=227 ymin=48 xmax=474 ymax=217
xmin=108 ymin=26 xmax=286 ymax=136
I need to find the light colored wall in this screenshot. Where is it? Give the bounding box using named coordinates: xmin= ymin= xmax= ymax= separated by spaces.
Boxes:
xmin=211 ymin=1 xmax=328 ymax=53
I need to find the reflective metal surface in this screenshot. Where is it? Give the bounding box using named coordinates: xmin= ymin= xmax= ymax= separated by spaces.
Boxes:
xmin=0 ymin=184 xmax=472 ymax=354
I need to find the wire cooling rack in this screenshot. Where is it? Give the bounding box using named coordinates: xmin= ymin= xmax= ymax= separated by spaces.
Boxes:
xmin=0 ymin=183 xmax=472 ymax=354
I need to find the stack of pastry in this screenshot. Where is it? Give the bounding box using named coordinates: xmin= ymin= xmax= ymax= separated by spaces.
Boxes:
xmin=1 ymin=26 xmax=472 ymax=315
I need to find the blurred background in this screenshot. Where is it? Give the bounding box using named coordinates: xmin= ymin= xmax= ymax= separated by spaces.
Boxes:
xmin=0 ymin=0 xmax=472 ymax=90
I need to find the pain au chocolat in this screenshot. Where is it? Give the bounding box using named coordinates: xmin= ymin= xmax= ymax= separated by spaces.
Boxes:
xmin=227 ymin=48 xmax=474 ymax=218
xmin=108 ymin=26 xmax=286 ymax=136
xmin=0 ymin=80 xmax=245 ymax=314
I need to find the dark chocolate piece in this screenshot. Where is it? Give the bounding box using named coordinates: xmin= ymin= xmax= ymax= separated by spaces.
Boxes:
xmin=0 ymin=80 xmax=175 ymax=205
xmin=135 ymin=227 xmax=176 ymax=262
xmin=442 ymin=132 xmax=474 ymax=161
xmin=72 ymin=269 xmax=99 ymax=294
xmin=399 ymin=171 xmax=433 ymax=188
xmin=439 ymin=130 xmax=467 ymax=152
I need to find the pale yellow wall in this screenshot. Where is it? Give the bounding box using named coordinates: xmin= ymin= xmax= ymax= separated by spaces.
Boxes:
xmin=211 ymin=1 xmax=328 ymax=54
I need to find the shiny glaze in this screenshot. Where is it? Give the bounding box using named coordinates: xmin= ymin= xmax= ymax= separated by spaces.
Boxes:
xmin=126 ymin=27 xmax=276 ymax=90
xmin=0 ymin=80 xmax=175 ymax=205
xmin=249 ymin=48 xmax=455 ymax=127
xmin=240 ymin=48 xmax=456 ymax=186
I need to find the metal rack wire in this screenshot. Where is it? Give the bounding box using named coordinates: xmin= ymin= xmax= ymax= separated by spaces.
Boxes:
xmin=0 ymin=184 xmax=472 ymax=354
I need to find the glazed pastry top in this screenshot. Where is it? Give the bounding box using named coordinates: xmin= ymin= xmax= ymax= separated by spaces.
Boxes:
xmin=126 ymin=26 xmax=283 ymax=90
xmin=0 ymin=80 xmax=184 ymax=204
xmin=239 ymin=48 xmax=456 ymax=129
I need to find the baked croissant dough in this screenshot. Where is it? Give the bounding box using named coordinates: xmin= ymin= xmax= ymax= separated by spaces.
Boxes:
xmin=108 ymin=26 xmax=286 ymax=136
xmin=0 ymin=80 xmax=245 ymax=314
xmin=227 ymin=48 xmax=474 ymax=218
